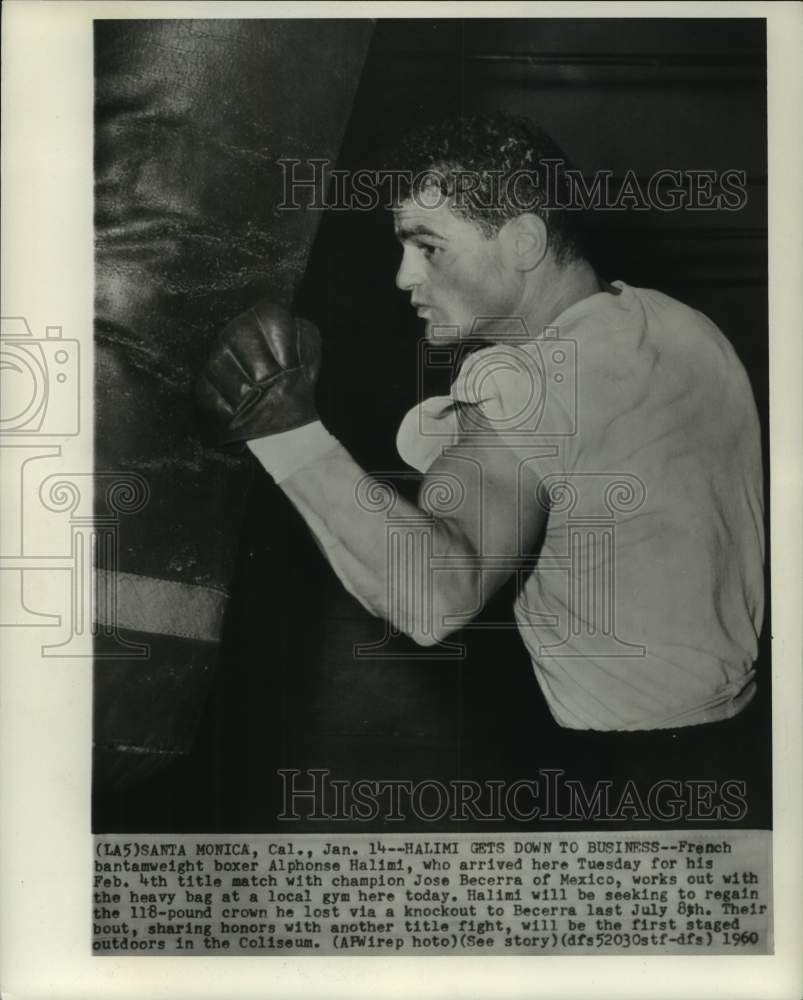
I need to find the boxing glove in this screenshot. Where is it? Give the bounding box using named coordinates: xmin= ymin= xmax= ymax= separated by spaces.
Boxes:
xmin=196 ymin=300 xmax=322 ymax=446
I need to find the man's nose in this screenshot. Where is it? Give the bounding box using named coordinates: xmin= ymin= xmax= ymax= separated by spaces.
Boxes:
xmin=395 ymin=246 xmax=421 ymax=292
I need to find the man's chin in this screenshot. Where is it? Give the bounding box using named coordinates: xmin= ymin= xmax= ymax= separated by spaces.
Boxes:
xmin=424 ymin=318 xmax=465 ymax=343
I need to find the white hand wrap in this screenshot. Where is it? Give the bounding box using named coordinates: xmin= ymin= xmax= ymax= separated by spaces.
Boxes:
xmin=247 ymin=421 xmax=340 ymax=483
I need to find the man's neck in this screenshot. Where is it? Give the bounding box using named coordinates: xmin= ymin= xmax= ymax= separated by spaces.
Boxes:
xmin=490 ymin=258 xmax=607 ymax=344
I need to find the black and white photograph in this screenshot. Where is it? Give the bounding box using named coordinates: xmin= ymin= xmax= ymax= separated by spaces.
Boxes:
xmin=1 ymin=2 xmax=801 ymax=997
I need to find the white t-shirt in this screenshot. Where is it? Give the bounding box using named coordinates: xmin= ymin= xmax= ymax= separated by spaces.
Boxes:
xmin=397 ymin=282 xmax=765 ymax=731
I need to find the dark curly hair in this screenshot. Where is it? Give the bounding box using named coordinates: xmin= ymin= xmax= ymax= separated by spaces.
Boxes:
xmin=388 ymin=112 xmax=585 ymax=264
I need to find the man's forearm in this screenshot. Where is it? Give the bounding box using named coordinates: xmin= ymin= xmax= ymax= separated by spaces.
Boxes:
xmin=194 ymin=297 xmax=485 ymax=644
xmin=270 ymin=442 xmax=478 ymax=646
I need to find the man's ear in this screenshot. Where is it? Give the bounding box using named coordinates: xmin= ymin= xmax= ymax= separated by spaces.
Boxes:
xmin=501 ymin=213 xmax=548 ymax=272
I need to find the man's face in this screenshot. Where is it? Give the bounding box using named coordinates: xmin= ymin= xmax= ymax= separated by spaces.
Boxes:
xmin=393 ymin=191 xmax=520 ymax=341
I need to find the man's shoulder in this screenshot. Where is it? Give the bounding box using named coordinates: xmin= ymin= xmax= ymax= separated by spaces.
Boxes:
xmin=559 ymin=281 xmax=716 ymax=350
xmin=557 ymin=282 xmax=746 ymax=392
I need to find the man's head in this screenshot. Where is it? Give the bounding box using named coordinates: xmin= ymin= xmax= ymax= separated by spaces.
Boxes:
xmin=389 ymin=112 xmax=587 ymax=340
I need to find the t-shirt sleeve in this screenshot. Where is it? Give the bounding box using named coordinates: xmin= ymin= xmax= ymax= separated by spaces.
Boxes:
xmin=396 ymin=394 xmax=460 ymax=473
xmin=449 ymin=342 xmax=578 ymax=467
xmin=397 ymin=340 xmax=587 ymax=475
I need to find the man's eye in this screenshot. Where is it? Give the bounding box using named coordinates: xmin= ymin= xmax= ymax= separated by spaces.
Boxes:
xmin=418 ymin=243 xmax=441 ymax=259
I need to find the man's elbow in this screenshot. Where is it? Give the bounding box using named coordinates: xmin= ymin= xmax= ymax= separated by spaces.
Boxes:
xmin=393 ymin=575 xmax=480 ymax=647
xmin=407 ymin=625 xmax=453 ymax=648
xmin=406 ymin=604 xmax=472 ymax=648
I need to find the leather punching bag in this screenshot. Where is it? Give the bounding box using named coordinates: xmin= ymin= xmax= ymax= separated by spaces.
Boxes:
xmin=93 ymin=19 xmax=373 ymax=791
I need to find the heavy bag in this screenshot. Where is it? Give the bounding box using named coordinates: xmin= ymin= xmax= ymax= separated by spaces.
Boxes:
xmin=93 ymin=18 xmax=373 ymax=791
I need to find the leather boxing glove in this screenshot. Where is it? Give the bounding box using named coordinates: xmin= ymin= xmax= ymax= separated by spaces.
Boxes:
xmin=196 ymin=300 xmax=322 ymax=446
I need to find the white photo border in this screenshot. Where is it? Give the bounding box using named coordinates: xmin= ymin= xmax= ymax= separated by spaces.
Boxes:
xmin=1 ymin=2 xmax=800 ymax=997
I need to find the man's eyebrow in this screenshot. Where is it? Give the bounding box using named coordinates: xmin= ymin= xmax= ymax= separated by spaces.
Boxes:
xmin=394 ymin=223 xmax=447 ymax=241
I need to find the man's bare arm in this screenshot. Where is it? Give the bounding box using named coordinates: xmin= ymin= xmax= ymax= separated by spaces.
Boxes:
xmin=195 ymin=298 xmax=547 ymax=644
xmin=277 ymin=435 xmax=546 ymax=646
